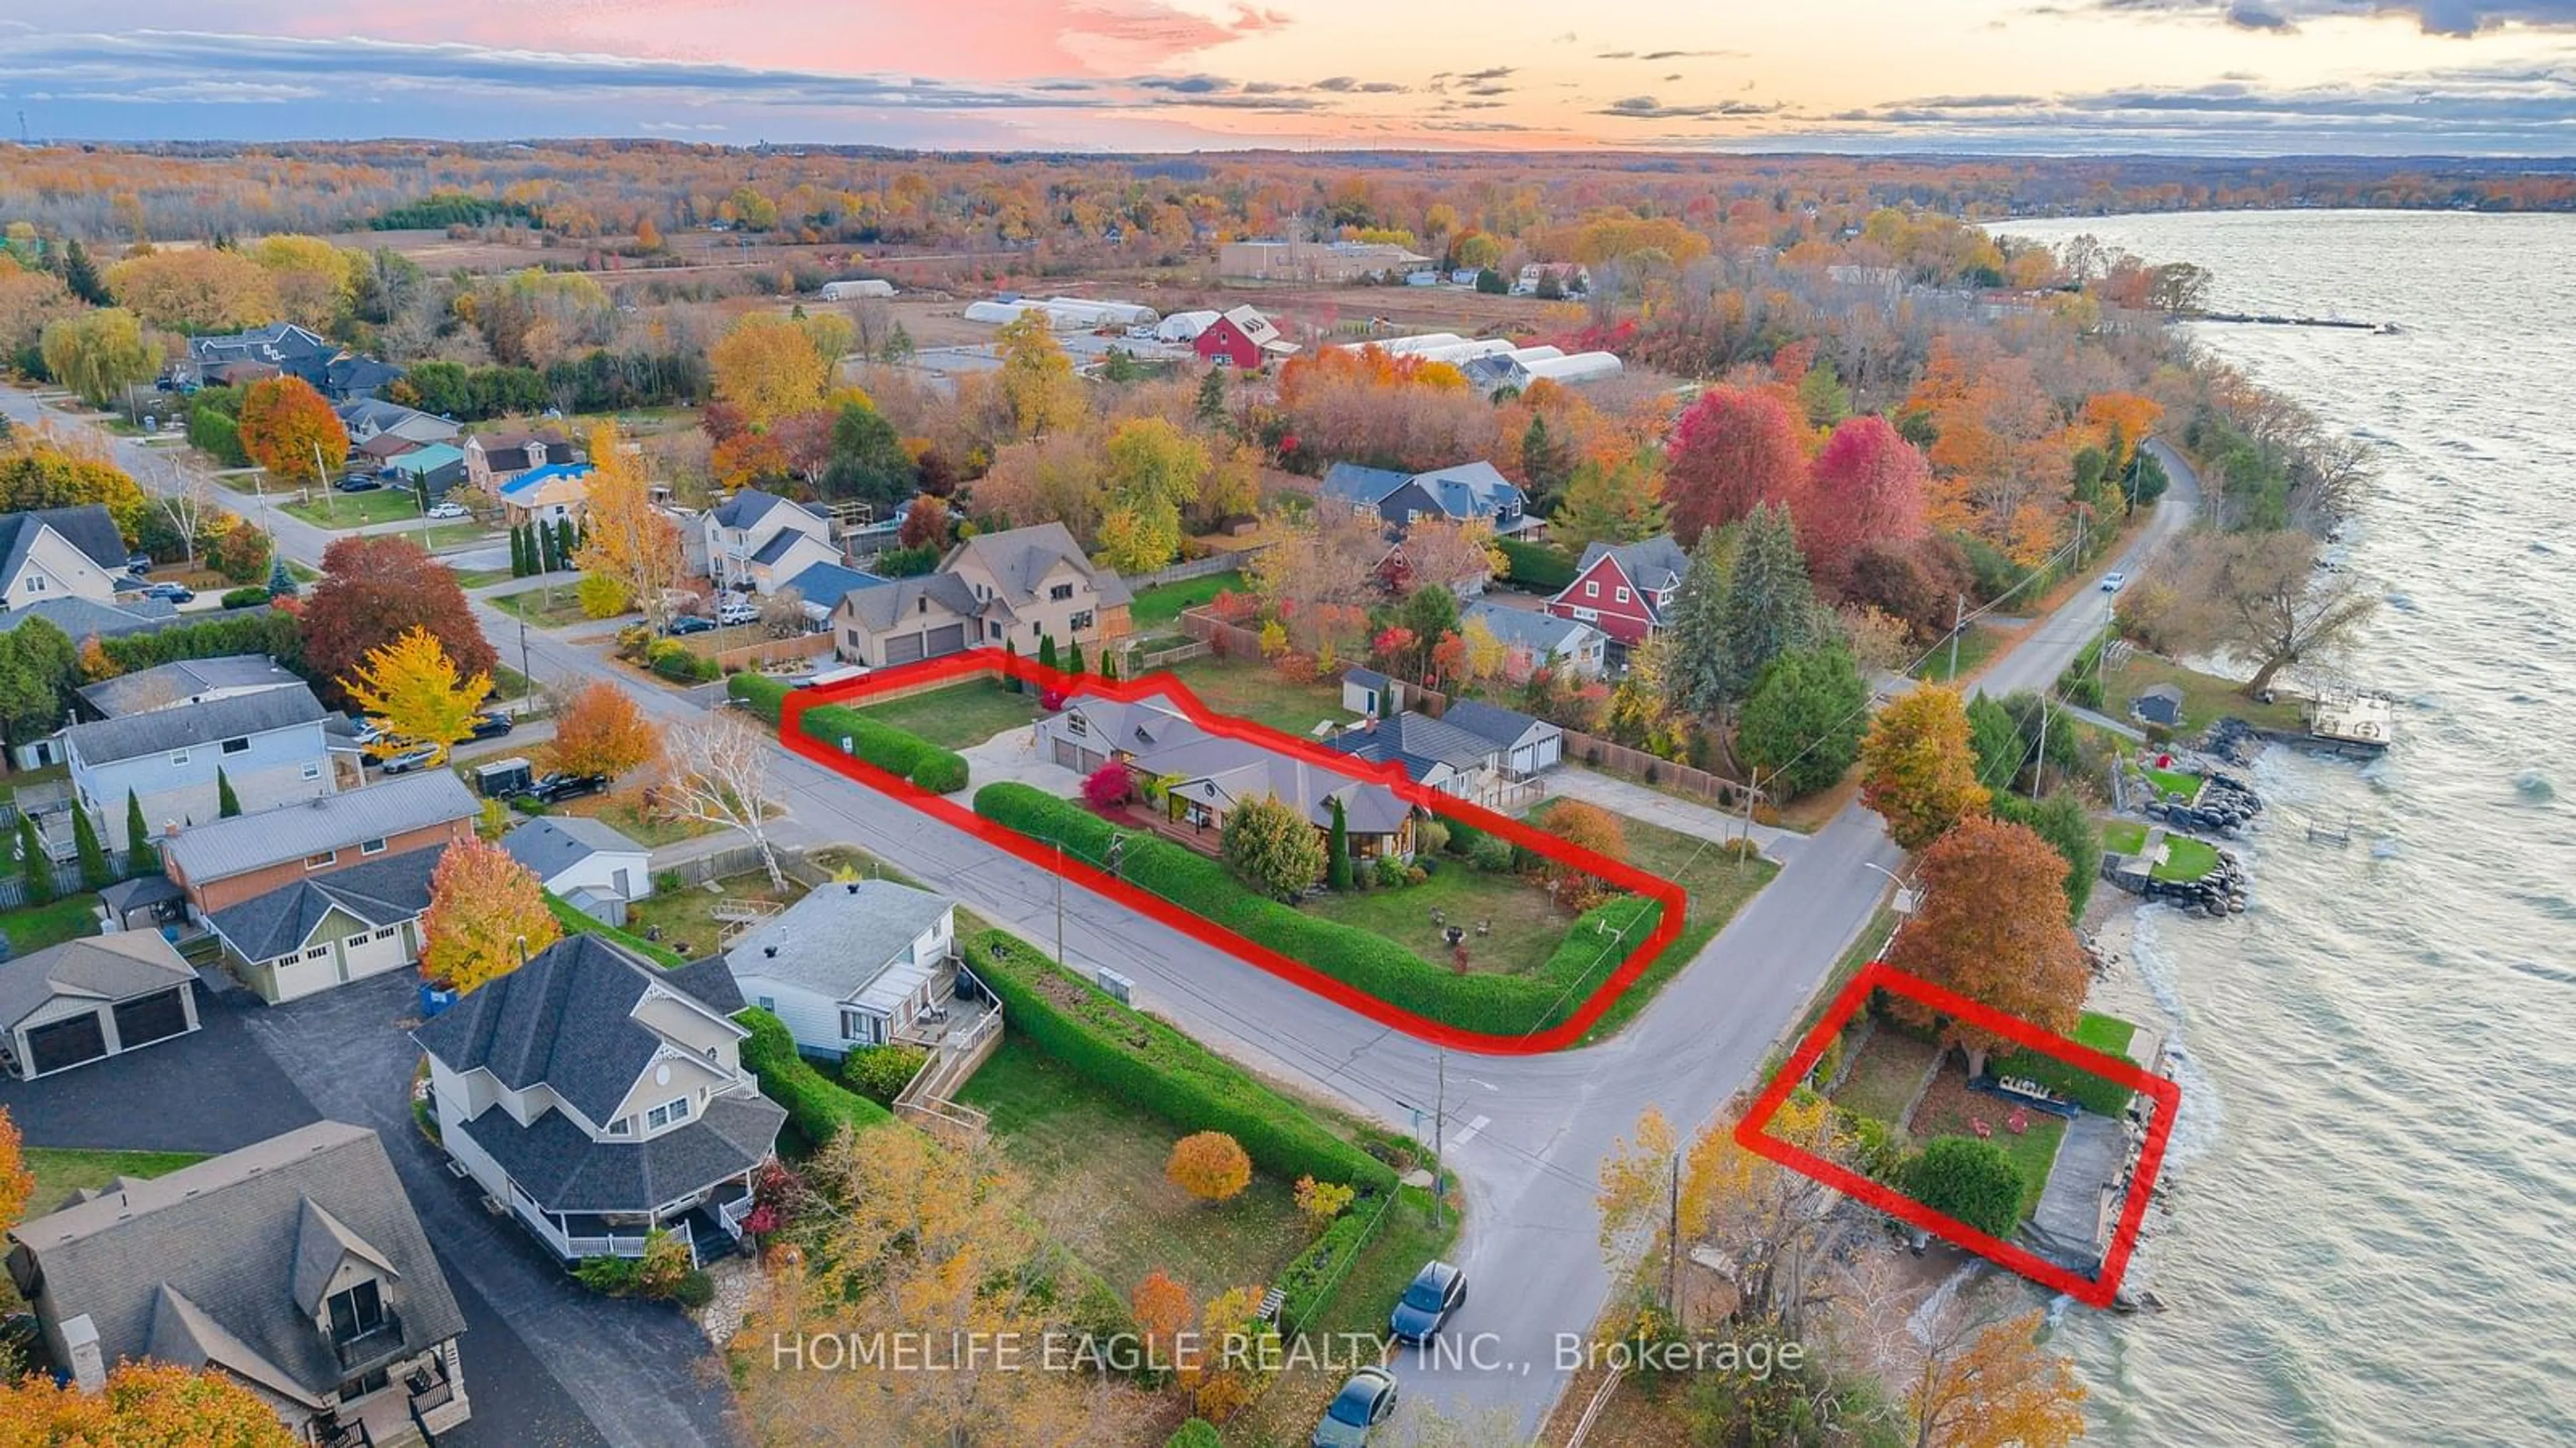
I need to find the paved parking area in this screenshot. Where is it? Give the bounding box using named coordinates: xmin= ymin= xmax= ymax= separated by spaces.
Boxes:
xmin=0 ymin=983 xmax=316 ymax=1152
xmin=957 ymin=722 xmax=1083 ymax=797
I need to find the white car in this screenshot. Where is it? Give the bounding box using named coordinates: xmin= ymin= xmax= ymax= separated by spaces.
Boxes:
xmin=427 ymin=501 xmax=471 ymax=519
xmin=717 ymin=602 xmax=761 ymax=626
xmin=2100 ymin=572 xmax=2129 ymax=593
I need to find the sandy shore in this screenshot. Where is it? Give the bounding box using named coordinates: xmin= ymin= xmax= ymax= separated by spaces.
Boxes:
xmin=2081 ymin=889 xmax=2173 ymax=1072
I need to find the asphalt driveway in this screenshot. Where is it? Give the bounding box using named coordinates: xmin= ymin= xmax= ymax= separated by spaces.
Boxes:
xmin=0 ymin=982 xmax=316 ymax=1153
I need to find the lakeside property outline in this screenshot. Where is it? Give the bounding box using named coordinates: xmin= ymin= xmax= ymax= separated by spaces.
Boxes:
xmin=776 ymin=646 xmax=1689 ymax=1055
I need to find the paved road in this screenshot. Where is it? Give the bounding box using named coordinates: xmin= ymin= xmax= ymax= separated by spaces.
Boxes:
xmin=4 ymin=383 xmax=2179 ymax=1437
xmin=1973 ymin=438 xmax=2202 ymax=701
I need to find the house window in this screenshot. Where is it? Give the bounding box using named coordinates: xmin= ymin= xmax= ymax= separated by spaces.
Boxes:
xmin=1572 ymin=607 xmax=1599 ymax=623
xmin=304 ymin=945 xmax=331 ymax=962
xmin=646 ymin=1096 xmax=694 ymax=1130
xmin=372 ymin=927 xmax=397 ymax=941
xmin=757 ymin=996 xmax=775 ymax=1012
xmin=1584 ymin=581 xmax=1599 ymax=598
xmin=24 ymin=576 xmax=42 ymax=594
xmin=1049 ymin=582 xmax=1074 ymax=602
xmin=328 ymin=1280 xmax=386 ymax=1344
xmin=1030 ymin=622 xmax=1042 ymax=638
xmin=840 ymin=1008 xmax=866 ymax=1040
xmin=608 ymin=1117 xmax=632 ymax=1136
xmin=988 ymin=621 xmax=1002 ymax=640
xmin=170 ymin=749 xmax=189 ymax=766
xmin=1070 ymin=609 xmax=1094 ymax=633
xmin=305 ymin=850 xmax=337 ymax=870
xmin=302 ymin=762 xmax=323 ymax=780
xmin=1615 ymin=587 xmax=1631 ymax=604
xmin=361 ymin=838 xmax=387 ymax=856
xmin=221 ymin=737 xmax=251 ymax=755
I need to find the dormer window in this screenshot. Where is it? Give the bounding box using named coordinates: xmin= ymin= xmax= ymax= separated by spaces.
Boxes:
xmin=327 ymin=1279 xmax=386 ymax=1345
xmin=646 ymin=1096 xmax=693 ymax=1130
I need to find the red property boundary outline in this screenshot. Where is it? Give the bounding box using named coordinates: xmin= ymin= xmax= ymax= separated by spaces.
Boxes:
xmin=773 ymin=646 xmax=1687 ymax=1055
xmin=1735 ymin=961 xmax=2181 ymax=1308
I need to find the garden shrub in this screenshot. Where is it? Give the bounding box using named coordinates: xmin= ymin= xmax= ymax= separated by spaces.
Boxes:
xmin=728 ymin=672 xmax=790 ymax=724
xmin=1274 ymin=1205 xmax=1378 ymax=1331
xmin=735 ymin=1006 xmax=895 ymax=1145
xmin=1466 ymin=835 xmax=1515 ymax=874
xmin=573 ymin=1255 xmax=642 ymax=1295
xmin=673 ymin=1270 xmax=717 ymax=1309
xmin=219 ymin=586 xmax=270 ymax=609
xmin=841 ymin=1043 xmax=929 ymax=1103
xmin=1372 ymin=857 xmax=1405 ymax=888
xmin=908 ymin=747 xmax=971 ymax=795
xmin=965 ymin=928 xmax=1394 ymax=1192
xmin=1166 ymin=1423 xmax=1224 ymax=1448
xmin=1414 ymin=819 xmax=1449 ymax=856
xmin=1905 ymin=1135 xmax=2024 ymax=1237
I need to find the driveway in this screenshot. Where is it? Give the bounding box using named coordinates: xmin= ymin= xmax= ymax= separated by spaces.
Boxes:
xmin=1543 ymin=766 xmax=1800 ymax=861
xmin=0 ymin=984 xmax=317 ymax=1152
xmin=955 ymin=722 xmax=1081 ymax=797
xmin=240 ymin=974 xmax=741 ymax=1448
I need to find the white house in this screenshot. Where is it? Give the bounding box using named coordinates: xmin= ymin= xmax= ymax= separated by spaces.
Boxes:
xmin=702 ymin=489 xmax=841 ymax=594
xmin=498 ymin=816 xmax=653 ymax=924
xmin=0 ymin=932 xmax=200 ymax=1079
xmin=76 ymin=654 xmax=307 ymax=720
xmin=0 ymin=505 xmax=131 ymax=613
xmin=64 ymin=685 xmax=359 ymax=854
xmin=725 ymin=879 xmax=957 ymax=1055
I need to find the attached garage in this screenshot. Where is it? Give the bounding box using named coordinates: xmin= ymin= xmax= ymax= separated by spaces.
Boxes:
xmin=207 ymin=847 xmax=441 ymax=1005
xmin=0 ymin=932 xmax=202 ymax=1080
xmin=923 ymin=623 xmax=968 ymax=658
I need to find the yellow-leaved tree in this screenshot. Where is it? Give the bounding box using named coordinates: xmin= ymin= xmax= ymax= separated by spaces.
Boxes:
xmin=419 ymin=836 xmax=559 ymax=994
xmin=570 ymin=425 xmax=686 ymax=633
xmin=0 ymin=1359 xmax=298 ymax=1447
xmin=1858 ymin=684 xmax=1990 ymax=850
xmin=710 ymin=313 xmax=830 ymax=428
xmin=341 ymin=626 xmax=490 ymax=766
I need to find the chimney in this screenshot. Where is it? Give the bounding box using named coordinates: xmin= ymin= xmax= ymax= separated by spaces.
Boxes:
xmin=62 ymin=1314 xmax=105 ymax=1394
xmin=844 ymin=882 xmax=859 ymax=895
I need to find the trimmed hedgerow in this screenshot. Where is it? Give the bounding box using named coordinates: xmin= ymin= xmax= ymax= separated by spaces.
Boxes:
xmin=1274 ymin=1206 xmax=1377 ymax=1333
xmin=735 ymin=1006 xmax=896 ymax=1146
xmin=728 ymin=672 xmax=790 ymax=724
xmin=966 ymin=928 xmax=1395 ymax=1193
xmin=796 ymin=702 xmax=971 ymax=795
xmin=971 ymin=782 xmax=1664 ymax=1037
xmin=908 ymin=748 xmax=971 ymax=794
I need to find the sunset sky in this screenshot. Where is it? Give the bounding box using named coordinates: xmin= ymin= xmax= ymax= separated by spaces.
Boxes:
xmin=4 ymin=0 xmax=2573 ymax=152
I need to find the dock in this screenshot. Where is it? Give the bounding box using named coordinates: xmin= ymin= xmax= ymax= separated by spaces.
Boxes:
xmin=2305 ymin=687 xmax=2396 ymax=755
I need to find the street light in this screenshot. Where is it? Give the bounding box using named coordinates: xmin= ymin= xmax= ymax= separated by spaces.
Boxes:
xmin=1862 ymin=861 xmax=1921 ymax=916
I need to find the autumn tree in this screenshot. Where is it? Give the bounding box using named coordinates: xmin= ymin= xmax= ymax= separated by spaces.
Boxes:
xmin=1859 ymin=686 xmax=1990 ymax=850
xmin=1219 ymin=792 xmax=1326 ymax=901
xmin=300 ymin=535 xmax=498 ymax=710
xmin=1182 ymin=1285 xmax=1280 ymax=1424
xmin=1398 ymin=518 xmax=1505 ymax=598
xmin=38 ymin=308 xmax=160 ymax=408
xmin=1166 ymin=1131 xmax=1252 ymax=1203
xmin=0 ymin=433 xmax=152 ymax=546
xmin=1886 ymin=815 xmax=2088 ymax=1066
xmin=1665 ymin=386 xmax=1808 ymax=548
xmin=0 ymin=1106 xmax=32 ymax=1239
xmin=340 ymin=627 xmax=490 ymax=766
xmin=1550 ymin=452 xmax=1667 ymax=556
xmin=248 ymin=234 xmax=363 ymax=330
xmin=1850 ymin=1282 xmax=2086 ymax=1448
xmin=712 ymin=313 xmax=831 ymax=428
xmin=1538 ymin=798 xmax=1627 ymax=911
xmin=0 ymin=1359 xmax=299 ymax=1447
xmin=1131 ymin=1270 xmax=1195 ymax=1384
xmin=569 ymin=425 xmax=686 ymax=633
xmin=2152 ymin=529 xmax=2378 ymax=696
xmin=420 ymin=836 xmax=559 ymax=994
xmin=105 ymin=247 xmax=279 ymax=331
xmin=237 ymin=376 xmax=349 ymax=486
xmin=654 ymin=709 xmax=785 ymax=888
xmin=1796 ymin=415 xmax=1931 ymax=590
xmin=1097 ymin=416 xmax=1208 ymax=573
xmin=546 ymin=680 xmax=662 ymax=781
xmin=997 ymin=313 xmax=1087 ymax=438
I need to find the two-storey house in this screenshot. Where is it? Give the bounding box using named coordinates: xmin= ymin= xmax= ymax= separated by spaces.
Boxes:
xmin=1545 ymin=535 xmax=1688 ymax=650
xmin=1320 ymin=461 xmax=1540 ymax=541
xmin=702 ymin=489 xmax=841 ymax=594
xmin=64 ymin=685 xmax=357 ymax=849
xmin=461 ymin=429 xmax=576 ymax=493
xmin=496 ymin=462 xmax=594 ymax=527
xmin=4 ymin=1121 xmax=471 ymax=1446
xmin=0 ymin=505 xmax=133 ymax=613
xmin=832 ymin=523 xmax=1132 ymax=668
xmin=413 ymin=935 xmax=784 ymax=1266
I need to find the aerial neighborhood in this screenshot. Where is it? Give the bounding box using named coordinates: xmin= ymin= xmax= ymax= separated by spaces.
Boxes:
xmin=0 ymin=143 xmax=2392 ymax=1448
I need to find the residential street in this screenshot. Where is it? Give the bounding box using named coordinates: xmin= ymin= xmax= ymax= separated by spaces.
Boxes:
xmin=1972 ymin=438 xmax=2202 ymax=701
xmin=0 ymin=382 xmax=2160 ymax=1438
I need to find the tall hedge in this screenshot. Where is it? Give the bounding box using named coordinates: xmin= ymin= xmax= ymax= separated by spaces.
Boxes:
xmin=735 ymin=1006 xmax=896 ymax=1146
xmin=799 ymin=703 xmax=969 ymax=795
xmin=967 ymin=929 xmax=1395 ymax=1193
xmin=972 ymin=782 xmax=1664 ymax=1036
xmin=1498 ymin=538 xmax=1578 ymax=591
xmin=727 ymin=672 xmax=790 ymax=724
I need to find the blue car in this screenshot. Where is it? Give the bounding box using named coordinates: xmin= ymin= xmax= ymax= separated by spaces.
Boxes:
xmin=1388 ymin=1260 xmax=1466 ymax=1345
xmin=1310 ymin=1365 xmax=1397 ymax=1448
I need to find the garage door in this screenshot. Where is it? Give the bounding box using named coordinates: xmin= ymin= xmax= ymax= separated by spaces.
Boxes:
xmin=338 ymin=928 xmax=411 ymax=984
xmin=923 ymin=623 xmax=968 ymax=658
xmin=272 ymin=948 xmax=340 ymax=1003
xmin=1053 ymin=737 xmax=1081 ymax=770
xmin=111 ymin=988 xmax=190 ymax=1048
xmin=27 ymin=1013 xmax=107 ymax=1076
xmin=885 ymin=633 xmax=926 ymax=666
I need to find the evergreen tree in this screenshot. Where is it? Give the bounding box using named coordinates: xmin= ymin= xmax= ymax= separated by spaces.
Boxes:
xmin=216 ymin=767 xmax=242 ymax=818
xmin=1519 ymin=414 xmax=1572 ymax=513
xmin=1002 ymin=637 xmax=1021 ymax=693
xmin=125 ymin=789 xmax=158 ymax=874
xmin=1966 ymin=693 xmax=2023 ymax=792
xmin=1715 ymin=503 xmax=1822 ymax=701
xmin=554 ymin=518 xmax=578 ymax=572
xmin=1660 ymin=528 xmax=1735 ymax=720
xmin=1737 ymin=644 xmax=1870 ymax=798
xmin=1068 ymin=640 xmax=1086 ymax=677
xmin=1037 ymin=634 xmax=1059 ymax=677
xmin=72 ymin=805 xmax=111 ymax=891
xmin=17 ymin=816 xmax=52 ymax=906
xmin=1326 ymin=796 xmax=1353 ymax=891
xmin=1195 ymin=367 xmax=1230 ymax=430
xmin=266 ymin=556 xmax=297 ymax=598
xmin=508 ymin=524 xmax=528 ymax=578
xmin=1100 ymin=652 xmax=1119 ymax=682
xmin=60 ymin=238 xmax=108 ymax=305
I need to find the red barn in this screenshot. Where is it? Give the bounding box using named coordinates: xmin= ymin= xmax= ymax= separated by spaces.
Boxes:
xmin=1193 ymin=305 xmax=1296 ymax=370
xmin=1545 ymin=536 xmax=1688 ymax=648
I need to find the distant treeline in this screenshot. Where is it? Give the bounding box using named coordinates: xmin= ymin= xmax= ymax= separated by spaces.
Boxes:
xmin=370 ymin=190 xmax=545 ymax=231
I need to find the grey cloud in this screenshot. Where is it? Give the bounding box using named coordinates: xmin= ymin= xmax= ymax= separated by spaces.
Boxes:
xmin=1460 ymin=66 xmax=1515 ymax=81
xmin=2092 ymin=0 xmax=2576 ymax=34
xmin=1599 ymin=93 xmax=1780 ymax=119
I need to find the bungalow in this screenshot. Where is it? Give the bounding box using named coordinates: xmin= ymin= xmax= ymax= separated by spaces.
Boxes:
xmin=703 ymin=489 xmax=839 ymax=594
xmin=498 ymin=816 xmax=653 ymax=925
xmin=1439 ymin=700 xmax=1566 ymax=779
xmin=335 ymin=397 xmax=460 ymax=448
xmin=1319 ymin=461 xmax=1539 ymax=540
xmin=725 ymin=878 xmax=958 ymax=1055
xmin=1193 ymin=305 xmax=1297 ymax=370
xmin=1326 ymin=710 xmax=1510 ymax=806
xmin=64 ymin=685 xmax=358 ymax=851
xmin=160 ymin=770 xmax=479 ymax=917
xmin=0 ymin=505 xmax=132 ymax=613
xmin=415 ymin=935 xmax=783 ymax=1265
xmin=832 ymin=522 xmax=1132 ymax=668
xmin=0 ymin=932 xmax=200 ymax=1079
xmin=1545 ymin=535 xmax=1688 ymax=649
xmin=1462 ymin=600 xmax=1606 ymax=678
xmin=3 ymin=1121 xmax=472 ymax=1445
xmin=204 ymin=847 xmax=442 ymax=1005
xmin=354 ymin=432 xmax=422 ymax=468
xmin=76 ymin=654 xmax=305 ymax=721
xmin=380 ymin=444 xmax=468 ymax=497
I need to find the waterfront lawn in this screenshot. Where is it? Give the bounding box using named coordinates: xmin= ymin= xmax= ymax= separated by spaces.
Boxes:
xmin=955 ymin=1037 xmax=1309 ymax=1307
xmin=1832 ymin=1031 xmax=1941 ymax=1125
xmin=1912 ymin=623 xmax=2006 ymax=683
xmin=2102 ymin=820 xmax=2149 ymax=856
xmin=2109 ymin=652 xmax=2307 ymax=734
xmin=1907 ymin=1068 xmax=2068 ymax=1224
xmin=2139 ymin=762 xmax=2204 ymax=802
xmin=853 ymin=680 xmax=1041 ymax=751
xmin=0 ymin=894 xmax=103 ymax=954
xmin=2157 ymin=837 xmax=2221 ymax=882
xmin=281 ymin=488 xmax=423 ymax=530
xmin=1156 ymin=656 xmax=1353 ymax=736
xmin=1303 ymin=866 xmax=1569 ymax=976
xmin=1989 ymin=1012 xmax=2141 ymax=1115
xmin=1128 ymin=569 xmax=1244 ymax=628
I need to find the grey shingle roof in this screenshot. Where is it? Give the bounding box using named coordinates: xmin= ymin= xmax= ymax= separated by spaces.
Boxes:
xmin=1320 ymin=463 xmax=1409 ymax=508
xmin=162 ymin=772 xmax=476 ymax=884
xmin=64 ymin=684 xmax=327 ymax=766
xmin=466 ymin=1090 xmax=783 ymax=1214
xmin=749 ymin=529 xmax=811 ymax=566
xmin=726 ymin=880 xmax=952 ymax=1000
xmin=1574 ymin=535 xmax=1689 ymax=613
xmin=1438 ymin=700 xmax=1553 ymax=751
xmin=498 ymin=816 xmax=646 ymax=882
xmin=782 ymin=561 xmax=886 ymax=611
xmin=1328 ymin=711 xmax=1499 ymax=782
xmin=76 ymin=654 xmax=302 ymax=719
xmin=1462 ymin=601 xmax=1593 ymax=656
xmin=412 ymin=933 xmax=746 ymax=1126
xmin=838 ymin=571 xmax=978 ymax=631
xmin=203 ymin=847 xmax=441 ymax=964
xmin=0 ymin=931 xmax=196 ymax=1031
xmin=949 ymin=522 xmax=1134 ymax=609
xmin=0 ymin=595 xmax=180 ymax=639
xmin=4 ymin=1121 xmax=468 ymax=1406
xmin=710 ymin=488 xmax=804 ymax=529
xmin=0 ymin=504 xmax=129 ymax=585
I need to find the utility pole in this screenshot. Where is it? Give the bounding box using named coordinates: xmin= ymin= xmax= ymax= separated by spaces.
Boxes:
xmin=1430 ymin=1051 xmax=1447 ymax=1230
xmin=517 ymin=617 xmax=532 ymax=704
xmin=2036 ymin=690 xmax=2051 ymax=795
xmin=1665 ymin=1155 xmax=1680 ymax=1312
xmin=1948 ymin=592 xmax=1965 ymax=680
xmin=1054 ymin=839 xmax=1066 ymax=969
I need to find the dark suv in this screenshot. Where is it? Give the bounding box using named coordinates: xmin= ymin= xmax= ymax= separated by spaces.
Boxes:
xmin=519 ymin=772 xmax=609 ymax=807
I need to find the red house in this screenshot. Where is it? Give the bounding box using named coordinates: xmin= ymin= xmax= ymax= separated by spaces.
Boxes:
xmin=1545 ymin=536 xmax=1688 ymax=648
xmin=1193 ymin=305 xmax=1297 ymax=370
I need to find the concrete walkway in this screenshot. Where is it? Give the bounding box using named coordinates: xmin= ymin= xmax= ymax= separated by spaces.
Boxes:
xmin=2032 ymin=1113 xmax=2129 ymax=1263
xmin=1543 ymin=766 xmax=1799 ymax=860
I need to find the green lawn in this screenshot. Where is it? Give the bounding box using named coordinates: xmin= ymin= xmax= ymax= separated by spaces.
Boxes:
xmin=2107 ymin=652 xmax=2308 ymax=734
xmin=1990 ymin=1012 xmax=2143 ymax=1115
xmin=419 ymin=521 xmax=498 ymax=552
xmin=621 ymin=871 xmax=802 ymax=961
xmin=1907 ymin=1083 xmax=2070 ymax=1225
xmin=956 ymin=1038 xmax=1311 ymax=1307
xmin=281 ymin=488 xmax=425 ymax=530
xmin=0 ymin=894 xmax=102 ymax=953
xmin=1913 ymin=623 xmax=2006 ymax=683
xmin=1129 ymin=569 xmax=1244 ymax=628
xmin=488 ymin=584 xmax=597 ymax=628
xmin=2157 ymin=837 xmax=2221 ymax=882
xmin=1832 ymin=1031 xmax=1939 ymax=1125
xmin=7 ymin=1148 xmax=208 ymax=1308
xmin=2139 ymin=763 xmax=2203 ymax=802
xmin=2101 ymin=820 xmax=2148 ymax=856
xmin=854 ymin=681 xmax=1042 ymax=751
xmin=452 ymin=567 xmax=515 ymax=589
xmin=1304 ymin=865 xmax=1570 ymax=976
xmin=1157 ymin=656 xmax=1353 ymax=737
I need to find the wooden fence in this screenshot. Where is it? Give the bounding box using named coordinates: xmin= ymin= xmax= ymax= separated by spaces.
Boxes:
xmin=1177 ymin=608 xmax=1268 ymax=658
xmin=710 ymin=632 xmax=834 ymax=673
xmin=1128 ymin=550 xmax=1258 ymax=590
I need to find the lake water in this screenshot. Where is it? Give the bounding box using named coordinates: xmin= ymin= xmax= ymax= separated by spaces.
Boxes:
xmin=1994 ymin=211 xmax=2576 ymax=1445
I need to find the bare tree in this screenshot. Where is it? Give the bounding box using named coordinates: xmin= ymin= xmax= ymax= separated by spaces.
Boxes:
xmin=1833 ymin=1267 xmax=2088 ymax=1448
xmin=653 ymin=709 xmax=785 ymax=888
xmin=760 ymin=586 xmax=809 ymax=639
xmin=2165 ymin=530 xmax=2379 ymax=696
xmin=156 ymin=461 xmax=214 ymax=566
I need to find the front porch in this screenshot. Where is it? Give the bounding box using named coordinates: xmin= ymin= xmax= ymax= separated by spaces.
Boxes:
xmin=513 ymin=1174 xmax=755 ymax=1267
xmin=315 ymin=1344 xmax=468 ymax=1448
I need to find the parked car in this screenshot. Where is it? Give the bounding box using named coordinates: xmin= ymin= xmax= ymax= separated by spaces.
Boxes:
xmin=666 ymin=615 xmax=718 ymax=636
xmin=348 ymin=716 xmax=387 ymax=746
xmin=378 ymin=743 xmax=439 ymax=774
xmin=427 ymin=501 xmax=471 ymax=519
xmin=123 ymin=551 xmax=152 ymax=574
xmin=519 ymin=772 xmax=608 ymax=807
xmin=333 ymin=474 xmax=383 ymax=493
xmin=1311 ymin=1366 xmax=1399 ymax=1448
xmin=2100 ymin=571 xmax=2129 ymax=593
xmin=717 ymin=601 xmax=761 ymax=626
xmin=141 ymin=582 xmax=195 ymax=604
xmin=1388 ymin=1261 xmax=1466 ymax=1345
xmin=466 ymin=713 xmax=515 ymax=740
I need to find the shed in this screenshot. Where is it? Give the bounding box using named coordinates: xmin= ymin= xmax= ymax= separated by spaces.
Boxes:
xmin=499 ymin=816 xmax=654 ymax=906
xmin=0 ymin=932 xmax=200 ymax=1079
xmin=2130 ymin=685 xmax=2185 ymax=729
xmin=1342 ymin=667 xmax=1400 ymax=719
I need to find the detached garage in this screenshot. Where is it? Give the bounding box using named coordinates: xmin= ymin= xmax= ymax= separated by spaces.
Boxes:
xmin=0 ymin=932 xmax=201 ymax=1080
